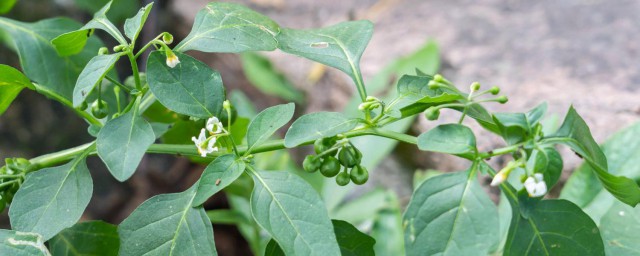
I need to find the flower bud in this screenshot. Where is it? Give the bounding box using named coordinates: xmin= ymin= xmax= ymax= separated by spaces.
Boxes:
xmin=162 ymin=32 xmax=174 ymax=44
xmin=428 ymin=80 xmax=440 ymax=89
xmin=98 ymin=47 xmax=109 ymax=55
xmin=497 ymin=96 xmax=508 ymax=104
xmin=489 ymin=86 xmax=500 ymax=95
xmin=113 ymin=45 xmax=126 ymax=52
xmin=433 ymin=74 xmax=444 ymax=83
xmin=470 ymin=82 xmax=481 ymax=92
xmin=165 ymin=50 xmax=180 ymax=68
xmin=223 ymin=100 xmax=231 ymax=110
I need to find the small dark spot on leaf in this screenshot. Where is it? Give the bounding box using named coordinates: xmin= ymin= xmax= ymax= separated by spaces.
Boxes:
xmin=573 ymin=151 xmax=583 ymax=159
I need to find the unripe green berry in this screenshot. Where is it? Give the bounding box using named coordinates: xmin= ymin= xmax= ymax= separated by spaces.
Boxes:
xmin=314 ymin=139 xmax=328 ymax=154
xmin=336 ymin=170 xmax=351 ymax=186
xmin=302 ymin=155 xmax=321 ymax=173
xmin=434 ymin=74 xmax=444 ymax=82
xmin=320 ymin=156 xmax=341 ymax=177
xmin=91 ymin=99 xmax=109 ymax=119
xmin=338 ymin=146 xmax=361 ymax=168
xmin=425 ymin=107 xmax=440 ymax=121
xmin=350 ymin=165 xmax=369 ymax=185
xmin=497 ymin=96 xmax=508 ymax=104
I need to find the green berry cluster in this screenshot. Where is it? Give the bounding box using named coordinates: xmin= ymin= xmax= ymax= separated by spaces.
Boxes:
xmin=0 ymin=158 xmax=29 ymax=212
xmin=302 ymin=137 xmax=369 ymax=186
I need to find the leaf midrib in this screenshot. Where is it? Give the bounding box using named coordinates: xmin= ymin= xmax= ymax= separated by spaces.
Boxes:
xmin=253 ymin=171 xmax=313 ymax=254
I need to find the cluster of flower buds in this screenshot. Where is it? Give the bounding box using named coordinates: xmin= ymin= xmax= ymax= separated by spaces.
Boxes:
xmin=423 ymin=75 xmax=508 ymax=121
xmin=358 ymin=96 xmax=382 ymax=111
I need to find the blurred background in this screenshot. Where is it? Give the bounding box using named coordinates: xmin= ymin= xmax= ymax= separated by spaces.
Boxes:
xmin=1 ymin=0 xmax=639 ymax=255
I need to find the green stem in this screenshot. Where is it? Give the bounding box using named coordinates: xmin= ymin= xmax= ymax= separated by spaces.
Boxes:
xmin=0 ymin=180 xmax=19 ymax=190
xmin=105 ymin=75 xmax=132 ymax=93
xmin=31 ymin=83 xmax=102 ymax=127
xmin=135 ymin=37 xmax=163 ymax=59
xmin=0 ymin=174 xmax=22 ymax=179
xmin=476 ymin=143 xmax=523 ymax=159
xmin=27 ymin=128 xmax=417 ymax=170
xmin=127 ymin=51 xmax=142 ymax=91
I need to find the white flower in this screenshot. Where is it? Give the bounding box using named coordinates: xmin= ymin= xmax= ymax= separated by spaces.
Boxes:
xmin=206 ymin=116 xmax=223 ymax=135
xmin=166 ymin=52 xmax=180 ymax=68
xmin=191 ymin=128 xmax=218 ymax=157
xmin=490 ymin=171 xmax=507 ymax=186
xmin=523 ymin=173 xmax=547 ymax=197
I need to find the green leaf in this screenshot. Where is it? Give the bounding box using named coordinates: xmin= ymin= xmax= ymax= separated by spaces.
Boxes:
xmin=48 ymin=221 xmax=119 ymax=256
xmin=493 ymin=103 xmax=547 ymax=145
xmin=331 ymin=219 xmax=376 ymax=256
xmin=284 ymin=112 xmax=359 ymax=148
xmin=250 ymin=170 xmax=340 ymax=255
xmin=264 ymin=240 xmax=285 ymax=256
xmin=370 ymin=192 xmax=405 ymax=256
xmin=417 ymin=123 xmax=477 ymax=159
xmin=240 ymin=53 xmax=305 ymax=103
xmin=9 ymin=156 xmax=93 ymax=240
xmin=0 ymin=64 xmax=32 ymax=116
xmin=193 ymin=154 xmax=246 ymax=207
xmin=0 ymin=230 xmax=49 ymax=255
xmin=124 ymin=2 xmax=153 ymax=43
xmin=73 ymin=53 xmax=121 ymax=107
xmin=538 ymin=147 xmax=563 ymax=189
xmin=0 ymin=17 xmax=103 ymax=101
xmin=551 ymin=107 xmax=640 ymax=206
xmin=118 ymin=186 xmax=217 ymax=256
xmin=561 ymin=121 xmax=640 ymax=222
xmin=460 ymin=103 xmax=501 ymax=134
xmin=388 ymin=74 xmax=463 ymax=118
xmin=246 ymin=103 xmax=295 ymax=152
xmin=395 ymin=75 xmax=462 ymax=106
xmin=599 ymin=201 xmax=640 ymax=255
xmin=161 ymin=119 xmax=204 ymax=144
xmin=175 ymin=2 xmax=279 ymax=53
xmin=403 ymin=170 xmax=499 ymax=256
xmin=0 ymin=0 xmax=17 ymax=14
xmin=51 ymin=1 xmax=126 ymax=56
xmin=146 ymin=51 xmax=225 ymax=119
xmin=276 ymin=20 xmax=372 ymax=90
xmin=265 ymin=219 xmax=375 ymax=256
xmin=331 ymin=189 xmax=388 ymax=224
xmin=73 ymin=0 xmax=139 ymax=23
xmin=503 ymin=199 xmax=604 ymax=255
xmin=206 ymin=209 xmax=251 ymax=225
xmin=97 ymin=108 xmax=155 ymax=182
